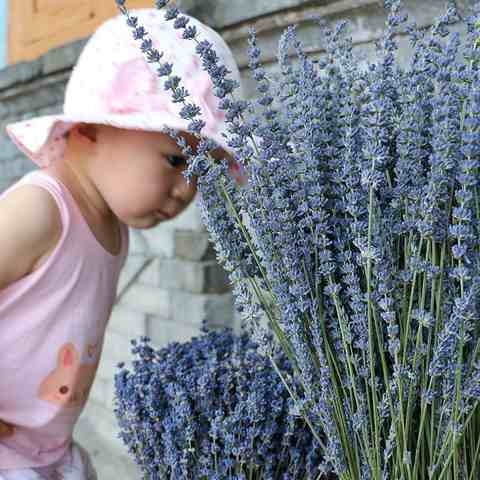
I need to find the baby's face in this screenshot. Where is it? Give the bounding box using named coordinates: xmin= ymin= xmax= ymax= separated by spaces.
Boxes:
xmin=93 ymin=127 xmax=199 ymax=229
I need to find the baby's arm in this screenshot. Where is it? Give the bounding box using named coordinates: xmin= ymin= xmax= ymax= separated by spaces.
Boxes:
xmin=0 ymin=185 xmax=61 ymax=436
xmin=0 ymin=185 xmax=62 ymax=291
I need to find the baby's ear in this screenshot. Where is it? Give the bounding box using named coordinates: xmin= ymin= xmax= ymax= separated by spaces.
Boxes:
xmin=58 ymin=342 xmax=80 ymax=369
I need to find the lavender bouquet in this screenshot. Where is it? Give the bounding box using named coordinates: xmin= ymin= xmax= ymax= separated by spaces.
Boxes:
xmin=115 ymin=0 xmax=480 ymax=478
xmin=113 ymin=327 xmax=324 ymax=479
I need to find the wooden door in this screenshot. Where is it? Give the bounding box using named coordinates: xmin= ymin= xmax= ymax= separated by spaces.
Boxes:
xmin=8 ymin=0 xmax=155 ymax=65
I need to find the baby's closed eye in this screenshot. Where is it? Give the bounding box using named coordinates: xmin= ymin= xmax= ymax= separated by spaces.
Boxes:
xmin=166 ymin=154 xmax=187 ymax=168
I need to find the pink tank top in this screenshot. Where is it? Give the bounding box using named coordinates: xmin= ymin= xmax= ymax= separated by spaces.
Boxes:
xmin=0 ymin=170 xmax=129 ymax=469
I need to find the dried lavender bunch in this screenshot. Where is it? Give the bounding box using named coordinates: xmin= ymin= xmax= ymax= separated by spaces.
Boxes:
xmin=115 ymin=0 xmax=480 ymax=478
xmin=113 ymin=327 xmax=324 ymax=480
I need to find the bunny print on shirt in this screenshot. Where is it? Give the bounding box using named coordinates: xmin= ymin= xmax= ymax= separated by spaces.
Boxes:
xmin=37 ymin=342 xmax=100 ymax=409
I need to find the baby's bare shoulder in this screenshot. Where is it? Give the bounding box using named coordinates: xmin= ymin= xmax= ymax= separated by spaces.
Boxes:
xmin=0 ymin=184 xmax=62 ymax=291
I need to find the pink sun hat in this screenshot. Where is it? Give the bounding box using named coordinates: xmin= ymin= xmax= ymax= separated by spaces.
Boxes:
xmin=5 ymin=8 xmax=244 ymax=168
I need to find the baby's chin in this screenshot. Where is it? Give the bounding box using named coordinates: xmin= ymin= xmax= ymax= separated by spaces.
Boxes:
xmin=126 ymin=215 xmax=166 ymax=230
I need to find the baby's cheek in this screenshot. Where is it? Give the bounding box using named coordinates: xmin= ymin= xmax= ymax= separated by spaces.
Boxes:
xmin=110 ymin=173 xmax=167 ymax=215
xmin=116 ymin=191 xmax=151 ymax=215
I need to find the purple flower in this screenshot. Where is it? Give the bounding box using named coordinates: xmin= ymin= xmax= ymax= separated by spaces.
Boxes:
xmin=115 ymin=1 xmax=480 ymax=477
xmin=114 ymin=329 xmax=324 ymax=479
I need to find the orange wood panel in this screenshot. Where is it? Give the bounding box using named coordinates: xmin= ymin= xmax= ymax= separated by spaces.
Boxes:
xmin=8 ymin=0 xmax=159 ymax=65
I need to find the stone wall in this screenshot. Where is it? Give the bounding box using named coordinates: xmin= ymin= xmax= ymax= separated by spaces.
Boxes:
xmin=0 ymin=0 xmax=475 ymax=476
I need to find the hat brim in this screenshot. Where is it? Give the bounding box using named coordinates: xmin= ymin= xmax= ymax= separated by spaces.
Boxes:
xmin=6 ymin=112 xmax=235 ymax=168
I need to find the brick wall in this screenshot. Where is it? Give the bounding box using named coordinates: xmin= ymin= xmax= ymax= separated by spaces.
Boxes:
xmin=0 ymin=0 xmax=473 ymax=476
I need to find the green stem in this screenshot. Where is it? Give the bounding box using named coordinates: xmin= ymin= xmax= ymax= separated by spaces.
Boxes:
xmin=467 ymin=414 xmax=480 ymax=480
xmin=435 ymin=403 xmax=479 ymax=479
xmin=404 ymin=239 xmax=429 ymax=455
xmin=366 ymin=185 xmax=381 ymax=478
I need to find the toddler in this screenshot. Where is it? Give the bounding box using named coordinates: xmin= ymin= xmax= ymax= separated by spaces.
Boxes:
xmin=0 ymin=8 xmax=242 ymax=479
